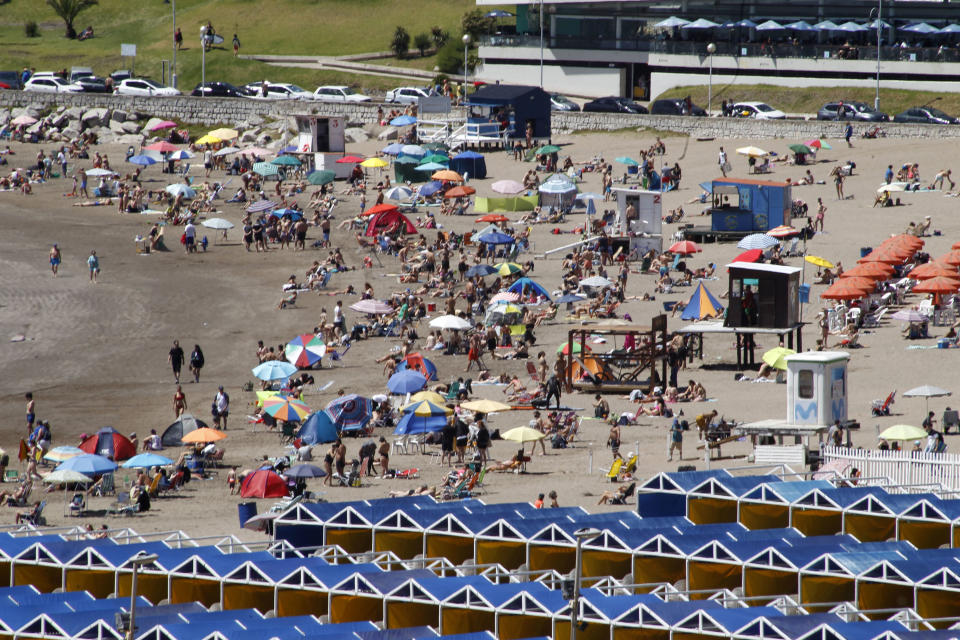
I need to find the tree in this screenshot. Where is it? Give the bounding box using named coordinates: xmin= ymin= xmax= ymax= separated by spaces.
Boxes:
xmin=431 ymin=26 xmax=450 ymax=49
xmin=47 ymin=0 xmax=98 ymax=39
xmin=391 ymin=26 xmax=411 ymax=59
xmin=436 ymin=40 xmax=466 ymax=75
xmin=461 ymin=9 xmax=495 ymax=39
xmin=413 ymin=33 xmax=431 ymax=57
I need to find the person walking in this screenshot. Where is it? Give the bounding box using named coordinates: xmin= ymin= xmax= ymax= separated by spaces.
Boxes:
xmin=608 ymin=422 xmax=622 ymax=461
xmin=668 ymin=417 xmax=684 ymax=462
xmin=544 ymin=374 xmax=562 ymax=409
xmin=475 ymin=418 xmax=490 ymax=467
xmin=816 ymin=198 xmax=826 ymax=231
xmin=49 ymin=244 xmax=61 ymax=277
xmin=168 ymin=340 xmax=185 ymax=383
xmin=172 ymin=385 xmax=187 ymax=418
xmin=718 ymin=146 xmax=728 ymax=177
xmin=844 ymin=123 xmax=854 ymax=148
xmin=86 ymin=250 xmax=99 ymax=283
xmin=214 ymin=386 xmax=230 ymax=429
xmin=232 ymin=33 xmax=240 ymax=56
xmin=189 ymin=344 xmax=205 ymax=383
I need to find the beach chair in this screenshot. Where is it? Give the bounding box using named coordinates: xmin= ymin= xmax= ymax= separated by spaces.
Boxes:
xmin=444 ymin=381 xmax=461 ymax=402
xmin=943 ymin=409 xmax=960 ymax=434
xmin=619 ymin=455 xmax=638 ymax=480
xmin=394 ymin=468 xmax=419 ymax=479
xmin=4 ymin=470 xmax=19 ymax=484
xmin=327 ymin=343 xmax=351 ymax=366
xmin=862 ymin=307 xmax=887 ymax=328
xmin=871 ymin=390 xmax=896 ymax=416
xmin=604 ymin=458 xmax=623 ymax=482
xmin=93 ymin=473 xmax=115 ymax=497
xmin=16 ymin=501 xmax=45 ymax=526
xmin=146 ymin=473 xmax=162 ymax=498
xmin=110 ymin=493 xmax=138 ymax=517
xmin=784 ymin=238 xmax=801 ymax=257
xmin=610 ymin=482 xmax=636 ymax=505
xmin=280 ymin=422 xmax=297 ymax=444
xmin=68 ymin=493 xmax=86 ymax=517
xmin=392 ymin=435 xmax=410 ymax=455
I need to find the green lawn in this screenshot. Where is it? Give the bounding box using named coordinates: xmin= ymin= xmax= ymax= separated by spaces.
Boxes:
xmin=658 ymin=84 xmax=960 ymax=117
xmin=0 ymin=0 xmax=473 ymax=92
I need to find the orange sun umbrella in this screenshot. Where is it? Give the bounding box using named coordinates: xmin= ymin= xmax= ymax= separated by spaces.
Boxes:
xmin=909 ymin=262 xmax=958 ymax=279
xmin=938 ymin=250 xmax=960 ymax=266
xmin=821 ymin=280 xmax=872 ymax=300
xmin=912 ymin=276 xmax=960 ymax=294
xmin=476 ymin=214 xmax=510 ymax=223
xmin=952 ymin=241 xmax=960 ymax=250
xmin=837 ymin=276 xmax=879 ymax=293
xmin=841 ymin=262 xmax=895 ymax=279
xmin=181 ymin=427 xmax=228 ymax=444
xmin=444 ymin=185 xmax=476 ymax=198
xmin=431 ymin=169 xmax=464 ymax=182
xmin=882 ymin=234 xmax=923 ymax=247
xmin=858 ymin=249 xmax=908 ymax=265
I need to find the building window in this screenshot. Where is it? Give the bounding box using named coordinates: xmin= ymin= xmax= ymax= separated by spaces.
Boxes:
xmin=798 ymin=370 xmax=814 ymax=399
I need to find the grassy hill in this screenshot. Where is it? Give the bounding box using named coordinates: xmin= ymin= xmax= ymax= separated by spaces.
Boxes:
xmin=0 ymin=0 xmax=477 ymax=92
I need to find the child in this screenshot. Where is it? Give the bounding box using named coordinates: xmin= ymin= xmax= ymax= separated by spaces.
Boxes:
xmin=227 ymin=466 xmax=238 ymax=495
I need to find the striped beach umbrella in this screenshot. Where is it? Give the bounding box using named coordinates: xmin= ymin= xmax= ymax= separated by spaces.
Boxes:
xmin=284 ymin=334 xmax=326 ymax=368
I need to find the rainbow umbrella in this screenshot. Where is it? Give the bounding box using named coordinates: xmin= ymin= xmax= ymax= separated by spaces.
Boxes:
xmin=284 ymin=334 xmax=327 ymax=368
xmin=262 ymin=396 xmax=312 ymax=422
xmin=43 ymin=446 xmax=85 ymax=463
xmin=325 ymin=394 xmax=374 ymax=431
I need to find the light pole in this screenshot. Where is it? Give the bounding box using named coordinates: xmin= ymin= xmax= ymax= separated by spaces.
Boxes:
xmin=706 ymin=42 xmax=717 ymax=116
xmin=462 ymin=33 xmax=471 ymax=102
xmin=126 ymin=553 xmax=158 ymax=640
xmin=539 ymin=1 xmax=545 ymax=88
xmin=200 ymin=25 xmax=207 ymax=95
xmin=570 ymin=528 xmax=601 ymax=640
xmin=171 ymin=0 xmax=177 ymax=88
xmin=874 ymin=0 xmax=882 ymax=111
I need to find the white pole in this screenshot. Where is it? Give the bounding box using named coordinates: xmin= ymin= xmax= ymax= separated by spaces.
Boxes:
xmin=171 ymin=0 xmax=177 ymax=89
xmin=200 ymin=26 xmax=207 ymax=94
xmin=706 ymin=43 xmax=716 ymax=116
xmin=539 ymin=2 xmax=544 ymax=88
xmin=875 ymin=0 xmax=881 ymax=111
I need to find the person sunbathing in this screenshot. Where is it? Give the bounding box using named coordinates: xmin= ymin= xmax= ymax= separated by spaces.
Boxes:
xmin=486 ymin=450 xmax=526 ymax=472
xmin=597 ymin=484 xmax=632 ymax=505
xmin=389 ymin=484 xmax=433 ymax=498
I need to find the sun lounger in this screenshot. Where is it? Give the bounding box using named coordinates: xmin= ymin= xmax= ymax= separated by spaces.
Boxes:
xmin=16 ymin=501 xmax=45 ymax=526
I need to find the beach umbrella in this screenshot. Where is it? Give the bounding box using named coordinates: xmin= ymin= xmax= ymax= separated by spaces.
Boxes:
xmin=361 ymin=157 xmax=389 ymax=168
xmin=535 ymin=144 xmax=562 ymax=155
xmin=385 ymin=186 xmax=414 ymax=201
xmin=253 ymin=162 xmax=280 ymax=177
xmin=85 ymin=168 xmax=115 ymax=177
xmin=669 ymin=240 xmax=701 ymax=255
xmin=508 ymin=276 xmax=551 ymax=301
xmin=406 ymin=391 xmax=445 ymax=406
xmin=246 ymin=200 xmax=277 ymax=214
xmin=271 ymin=155 xmax=302 ymax=167
xmin=350 ymin=299 xmax=393 ymax=315
xmin=421 ymin=153 xmax=450 ymax=164
xmin=904 ymin=22 xmax=939 ymax=34
xmin=121 ymin=453 xmax=173 ymax=469
xmin=128 ymin=155 xmax=157 ymax=166
xmin=909 ymin=262 xmax=957 ymax=279
xmin=877 ymin=183 xmax=908 ymax=194
xmin=878 ymin=424 xmax=928 ymax=441
xmin=556 ymin=293 xmax=586 ymax=304
xmin=307 ymin=170 xmax=336 ymax=186
xmin=418 ymin=181 xmax=444 ymax=197
xmin=892 ymin=309 xmax=927 ymax=323
xmin=284 ymin=334 xmax=327 ymax=368
xmin=805 ymin=255 xmax=835 ymax=269
xmin=485 ymin=303 xmax=523 ymax=325
xmin=140 ymin=149 xmax=165 ymax=163
xmin=835 ymin=21 xmax=868 ymax=32
xmin=477 ymin=230 xmax=515 ymax=245
xmin=755 ymin=19 xmax=785 ymax=31
xmin=240 ymin=469 xmax=288 ymax=498
xmin=400 ymin=145 xmax=426 ymax=157
xmin=167 ymin=150 xmax=193 ymax=161
xmin=841 ymin=262 xmax=894 ymax=279
xmin=814 ymin=20 xmax=840 ymax=31
xmin=762 ymin=347 xmax=796 ymax=371
xmin=149 ymin=120 xmax=177 ymax=131
xmin=202 ymin=218 xmax=234 ymax=230
xmin=382 ymin=142 xmax=405 ymax=155
xmin=466 ymin=264 xmax=497 ymax=277
xmin=208 ymin=128 xmax=239 ymax=140
xmin=838 ymin=277 xmax=879 ymax=293
xmin=215 ymin=146 xmax=241 ymax=157
xmin=43 ymin=469 xmax=91 ymax=485
xmin=297 ymin=411 xmax=339 ymax=445
xmin=539 ymin=180 xmax=577 ymax=195
xmin=821 ymin=280 xmax=870 ymax=300
xmin=788 ymin=144 xmax=814 ymax=155
xmin=682 ymin=18 xmax=720 ymax=29
xmin=390 ymin=115 xmax=418 ymax=127
xmin=495 ymin=262 xmax=524 ymax=276
xmin=165 ymin=184 xmax=196 ymax=198
xmin=263 ymin=396 xmax=312 ymax=422
xmin=485 ymin=9 xmax=513 ymax=17
xmin=491 ymin=179 xmax=525 ymax=194
xmin=388 ymin=370 xmax=428 ymax=394
xmin=286 ymin=464 xmax=326 ymax=479
xmin=252 ymin=360 xmax=298 ymax=381
xmin=144 ymin=141 xmax=179 ymax=153
xmin=79 ymin=427 xmax=136 ymax=461
xmin=432 ymin=169 xmax=464 ymax=182
xmin=912 ymin=277 xmax=960 ymax=294
xmin=738 ymin=233 xmax=779 ymax=250
xmin=181 ymin=427 xmax=227 ymax=444
xmin=806 ymin=139 xmax=832 ymax=150
xmin=417 ymin=162 xmax=447 ymax=172
xmin=615 ymin=156 xmax=639 ymax=166
xmin=858 ymin=249 xmax=906 ymax=265
xmin=363 ymin=203 xmax=399 ymax=217
xmin=429 ymin=315 xmax=472 ymax=330
xmin=55 ymin=454 xmax=118 ymax=476
xmin=767 ymin=225 xmax=800 ymax=238
xmin=43 ymin=446 xmax=84 ymax=463
xmin=736 ymin=146 xmax=769 ymax=158
xmin=786 ymin=21 xmax=816 ymax=31
xmin=904 ymin=385 xmax=952 ymax=415
xmin=939 ymin=24 xmax=960 ymax=34
xmin=655 ymin=16 xmax=690 ymax=28
xmin=733 ymin=248 xmax=763 ymax=263
xmin=461 ymin=399 xmax=512 ymax=413
xmin=336 ymin=155 xmax=365 ymax=164
xmin=557 ymin=341 xmax=590 ymax=355
xmin=397 ymin=353 xmax=438 ymax=380
xmin=325 ymin=394 xmax=374 ymax=431
xmin=403 ymin=399 xmax=452 ymax=417
xmin=444 ymin=185 xmax=476 ymax=198
xmin=491 ymin=291 xmax=521 ymax=304
xmin=476 ymin=214 xmax=509 ymax=223
xmin=195 ymin=134 xmax=222 ymax=146
xmin=240 ymin=146 xmax=272 ymax=158
xmin=938 ymin=251 xmax=960 ymax=266
xmin=680 ymin=282 xmax=725 ymax=320
xmin=394 ymin=412 xmax=447 ymax=435
xmin=501 ymin=426 xmax=546 ymax=443
xmin=580 ymin=275 xmax=613 ymax=288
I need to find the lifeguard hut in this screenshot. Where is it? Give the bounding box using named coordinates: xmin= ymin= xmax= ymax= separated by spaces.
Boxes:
xmin=608 ymin=188 xmax=663 ymax=258
xmin=293 ymin=114 xmax=348 ymax=178
xmin=709 ymin=178 xmax=792 ymax=234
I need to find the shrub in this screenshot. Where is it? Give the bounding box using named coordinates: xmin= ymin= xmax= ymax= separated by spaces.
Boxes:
xmin=431 ymin=26 xmax=449 ymax=49
xmin=435 ymin=40 xmax=463 ymax=75
xmin=413 ymin=33 xmax=431 ymax=57
xmin=461 ymin=9 xmax=495 ymax=39
xmin=391 ymin=26 xmax=410 ymax=59
xmin=25 ymin=21 xmax=40 ymax=38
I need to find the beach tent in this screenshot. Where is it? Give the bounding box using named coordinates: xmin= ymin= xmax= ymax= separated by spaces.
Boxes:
xmin=79 ymin=427 xmax=136 ymax=461
xmin=507 ymin=277 xmax=551 ymax=301
xmin=680 ymin=282 xmax=724 ymax=321
xmin=396 ymin=353 xmax=439 ymax=380
xmin=297 ymin=411 xmax=339 ymax=445
xmin=161 ymin=414 xmax=208 ymax=447
xmin=450 ymin=151 xmax=487 ymax=180
xmin=240 ymin=469 xmax=289 ymax=499
xmin=737 ymin=480 xmax=834 ymax=530
xmin=394 ymin=155 xmax=421 ymax=183
xmin=365 ymin=210 xmax=416 ymax=237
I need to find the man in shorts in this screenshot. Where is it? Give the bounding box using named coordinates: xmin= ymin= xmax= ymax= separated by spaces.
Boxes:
xmin=49 ymin=244 xmax=61 ymax=277
xmin=25 ymin=392 xmax=35 ymax=433
xmin=184 ymin=219 xmax=197 ymax=254
xmin=214 ymin=386 xmax=230 ymax=429
xmin=168 ymin=340 xmax=185 ymax=384
xmin=86 ymin=250 xmax=99 ymax=283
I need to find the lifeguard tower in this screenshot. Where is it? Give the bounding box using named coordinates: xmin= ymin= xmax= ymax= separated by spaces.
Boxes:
xmin=293 ymin=114 xmax=348 ymax=178
xmin=608 ymin=188 xmax=663 ymax=258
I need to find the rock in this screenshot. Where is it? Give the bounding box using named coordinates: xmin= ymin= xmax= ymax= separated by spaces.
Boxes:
xmin=377 ymin=126 xmax=399 ymax=141
xmin=111 ymin=109 xmax=128 ymax=123
xmin=344 ymin=127 xmax=369 ymax=143
xmin=81 ymin=107 xmax=109 ymax=128
xmin=61 ymin=127 xmax=80 ymax=140
xmin=64 ymin=107 xmax=84 ymax=120
xmin=240 ymin=129 xmax=257 ymax=143
xmin=115 ymin=134 xmax=144 ymax=145
xmin=26 ymin=122 xmax=42 ymax=135
xmin=50 ymin=112 xmax=71 ymax=128
xmin=142 ymin=116 xmax=167 ymax=133
xmin=245 ymin=114 xmax=264 ymax=127
xmin=255 ymin=132 xmax=274 ymax=146
xmin=11 ymin=106 xmax=41 ymax=120
xmin=108 ymin=119 xmax=126 ymax=134
xmin=120 ymin=121 xmax=140 ymax=134
xmin=67 ymin=118 xmax=82 ymax=132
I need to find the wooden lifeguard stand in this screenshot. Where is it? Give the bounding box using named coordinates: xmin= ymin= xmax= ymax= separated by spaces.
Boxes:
xmin=564 ymin=315 xmax=669 ymax=394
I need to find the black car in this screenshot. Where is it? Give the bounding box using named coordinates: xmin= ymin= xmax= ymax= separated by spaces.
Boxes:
xmin=0 ymin=70 xmax=22 ymax=90
xmin=650 ymin=98 xmax=706 ymax=116
xmin=582 ymin=96 xmax=648 ymax=114
xmin=817 ymin=101 xmax=889 ymax=122
xmin=191 ymin=81 xmax=246 ymax=98
xmin=893 ymin=106 xmax=960 ymax=125
xmin=75 ymin=76 xmax=110 ymax=93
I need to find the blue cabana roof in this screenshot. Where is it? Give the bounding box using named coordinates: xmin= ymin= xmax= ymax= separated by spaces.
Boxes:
xmin=392 ymin=575 xmax=491 ymax=602
xmin=676 ymin=605 xmax=784 ymax=635
xmin=741 ymin=480 xmax=835 ymax=504
xmin=642 ymin=598 xmax=723 ymax=626
xmin=797 ymin=619 xmax=905 ymax=640
xmin=95 ymin=541 xmax=173 ymax=568
xmin=803 ymin=550 xmax=906 ymax=576
xmin=689 ymin=474 xmax=783 ymax=499
xmin=357 ymin=626 xmax=438 ymax=640
xmin=364 ymin=569 xmax=437 ymax=595
xmin=151 ymin=546 xmax=226 ymax=572
xmin=15 ymin=537 xmax=115 ymax=563
xmin=768 ymin=613 xmax=849 ymax=638
xmin=641 ymin=470 xmax=732 ymax=493
xmin=0 ymin=533 xmax=67 ymax=560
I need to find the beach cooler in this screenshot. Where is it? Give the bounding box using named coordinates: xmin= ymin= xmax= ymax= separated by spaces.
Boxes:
xmin=237 ymin=502 xmax=257 ymax=528
xmin=135 ymin=238 xmax=150 ymax=254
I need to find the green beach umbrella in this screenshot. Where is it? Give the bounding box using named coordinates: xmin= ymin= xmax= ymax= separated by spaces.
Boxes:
xmin=535 ymin=144 xmax=561 ymax=155
xmin=788 ymin=144 xmax=814 ymax=154
xmin=307 ymin=170 xmax=336 ymax=185
xmin=271 ymin=155 xmax=302 ymax=167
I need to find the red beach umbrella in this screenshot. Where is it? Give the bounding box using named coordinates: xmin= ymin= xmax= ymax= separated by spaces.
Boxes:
xmin=240 ymin=469 xmax=289 ymax=498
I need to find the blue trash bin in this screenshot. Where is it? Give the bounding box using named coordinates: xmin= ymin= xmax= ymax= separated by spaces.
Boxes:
xmin=237 ymin=502 xmax=257 ymax=528
xmin=798 ymin=284 xmax=810 ymax=304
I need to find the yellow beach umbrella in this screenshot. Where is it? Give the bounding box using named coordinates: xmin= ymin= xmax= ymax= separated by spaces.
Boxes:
xmin=501 ymin=426 xmax=546 ymax=442
xmin=762 ymin=347 xmax=796 ymax=371
xmin=736 ymin=146 xmax=769 ymax=158
xmin=402 ymin=400 xmax=453 ymax=416
xmin=361 ymin=157 xmax=389 ymax=168
xmin=208 ymin=128 xmax=239 ymax=140
xmin=196 ymin=134 xmax=222 ymax=146
xmin=409 ymin=390 xmax=447 ymax=405
xmin=805 ymin=255 xmax=834 ymax=269
xmin=878 ymin=424 xmax=927 ymax=442
xmin=461 ymin=399 xmax=512 ymax=413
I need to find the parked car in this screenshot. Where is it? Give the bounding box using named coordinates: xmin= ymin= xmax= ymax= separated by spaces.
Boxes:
xmin=191 ymin=81 xmax=246 ymax=98
xmin=582 ymin=96 xmax=648 ymax=114
xmin=550 ymin=93 xmax=580 ymax=112
xmin=0 ymin=71 xmax=22 ymax=90
xmin=893 ymin=106 xmax=960 ymax=125
xmin=242 ymin=82 xmax=312 ymax=100
xmin=69 ymin=67 xmax=94 ymax=83
xmin=23 ymin=76 xmax=83 ymax=93
xmin=817 ymin=101 xmax=889 ymax=122
xmin=313 ymin=85 xmax=372 ymax=103
xmin=115 ymin=78 xmax=180 ymax=97
xmin=110 ymin=70 xmax=132 ymax=83
xmin=650 ymin=98 xmax=706 ymax=116
xmin=75 ymin=76 xmax=111 ymax=93
xmin=731 ymin=101 xmax=786 ymax=119
xmin=385 ymin=86 xmax=436 ymax=104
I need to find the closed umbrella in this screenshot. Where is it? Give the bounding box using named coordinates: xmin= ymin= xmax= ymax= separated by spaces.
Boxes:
xmin=738 ymin=233 xmax=779 ymax=250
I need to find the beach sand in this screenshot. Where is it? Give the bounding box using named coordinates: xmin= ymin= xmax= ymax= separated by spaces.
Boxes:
xmin=0 ymin=125 xmax=953 ymax=539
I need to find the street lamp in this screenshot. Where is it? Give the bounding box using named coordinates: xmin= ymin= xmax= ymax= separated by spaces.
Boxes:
xmin=170 ymin=0 xmax=177 ymax=88
xmin=126 ymin=552 xmax=158 ymax=640
xmin=570 ymin=528 xmax=601 ymax=640
xmin=200 ymin=25 xmax=207 ymax=95
xmin=871 ymin=1 xmax=882 ymax=111
xmin=462 ymin=33 xmax=471 ymax=100
xmin=706 ymin=42 xmax=717 ymax=116
xmin=539 ymin=1 xmax=545 ymax=88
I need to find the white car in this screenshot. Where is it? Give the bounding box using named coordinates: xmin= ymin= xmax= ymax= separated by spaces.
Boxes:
xmin=115 ymin=78 xmax=180 ymax=97
xmin=313 ymin=85 xmax=372 ymax=103
xmin=241 ymin=82 xmax=312 ymax=100
xmin=731 ymin=101 xmax=786 ymax=120
xmin=23 ymin=76 xmax=83 ymax=93
xmin=385 ymin=86 xmax=435 ymax=104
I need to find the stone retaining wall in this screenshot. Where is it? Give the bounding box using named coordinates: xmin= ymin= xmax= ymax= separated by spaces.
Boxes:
xmin=2 ymin=92 xmax=959 ymax=139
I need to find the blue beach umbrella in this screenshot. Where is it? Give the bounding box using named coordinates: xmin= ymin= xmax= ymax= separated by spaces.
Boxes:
xmin=325 ymin=394 xmax=374 ymax=431
xmin=388 ymin=370 xmax=428 ymax=394
xmin=252 ymin=361 xmax=298 ymax=381
xmin=476 ymin=230 xmax=515 ymax=245
xmin=128 ymin=155 xmax=157 ymax=166
xmin=418 ymin=181 xmax=444 ymax=197
xmin=390 ymin=115 xmax=417 ymax=127
xmin=508 ymin=277 xmax=552 ymax=301
xmin=56 ymin=454 xmax=118 ymax=476
xmin=121 ymin=453 xmax=174 ymax=469
xmin=466 ymin=264 xmax=498 ymax=277
xmin=394 ymin=412 xmax=448 ymax=435
xmin=382 ymin=143 xmax=405 ymax=155
xmin=298 ymin=411 xmax=339 ymax=445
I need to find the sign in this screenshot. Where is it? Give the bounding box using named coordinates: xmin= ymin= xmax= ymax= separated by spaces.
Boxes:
xmin=121 ymin=44 xmax=137 ymax=57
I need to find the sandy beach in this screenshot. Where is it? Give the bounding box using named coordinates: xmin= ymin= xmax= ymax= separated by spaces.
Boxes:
xmin=0 ymin=122 xmax=955 ymax=539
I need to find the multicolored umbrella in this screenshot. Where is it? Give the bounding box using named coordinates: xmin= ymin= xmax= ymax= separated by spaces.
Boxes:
xmin=491 ymin=291 xmax=520 ymax=304
xmin=43 ymin=446 xmax=85 ymax=463
xmin=767 ymin=225 xmax=800 ymax=238
xmin=680 ymin=282 xmax=725 ymax=320
xmin=246 ymin=200 xmax=277 ymax=214
xmin=557 ymin=341 xmax=591 ymax=355
xmin=253 ymin=162 xmax=280 ymax=176
xmin=495 ymin=262 xmax=524 ymax=277
xmin=325 ymin=394 xmax=374 ymax=431
xmin=284 ymin=334 xmax=327 ymax=368
xmin=262 ymin=396 xmax=312 ymax=422
xmin=738 ymin=233 xmax=779 ymax=250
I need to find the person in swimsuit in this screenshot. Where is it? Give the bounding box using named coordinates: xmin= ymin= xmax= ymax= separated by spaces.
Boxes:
xmin=25 ymin=392 xmax=35 ymax=434
xmin=49 ymin=244 xmax=61 ymax=277
xmin=172 ymin=385 xmax=187 ymax=417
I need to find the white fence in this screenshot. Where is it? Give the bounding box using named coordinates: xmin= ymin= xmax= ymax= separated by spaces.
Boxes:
xmin=820 ymin=446 xmax=960 ymax=494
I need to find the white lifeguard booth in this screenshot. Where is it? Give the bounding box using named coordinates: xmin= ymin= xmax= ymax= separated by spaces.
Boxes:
xmin=785 ymin=351 xmax=850 ymax=427
xmin=609 ymin=188 xmax=663 ymax=257
xmin=293 ymin=114 xmax=349 ymax=178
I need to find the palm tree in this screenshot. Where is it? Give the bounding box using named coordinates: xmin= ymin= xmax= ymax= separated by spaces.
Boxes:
xmin=47 ymin=0 xmax=99 ymax=39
